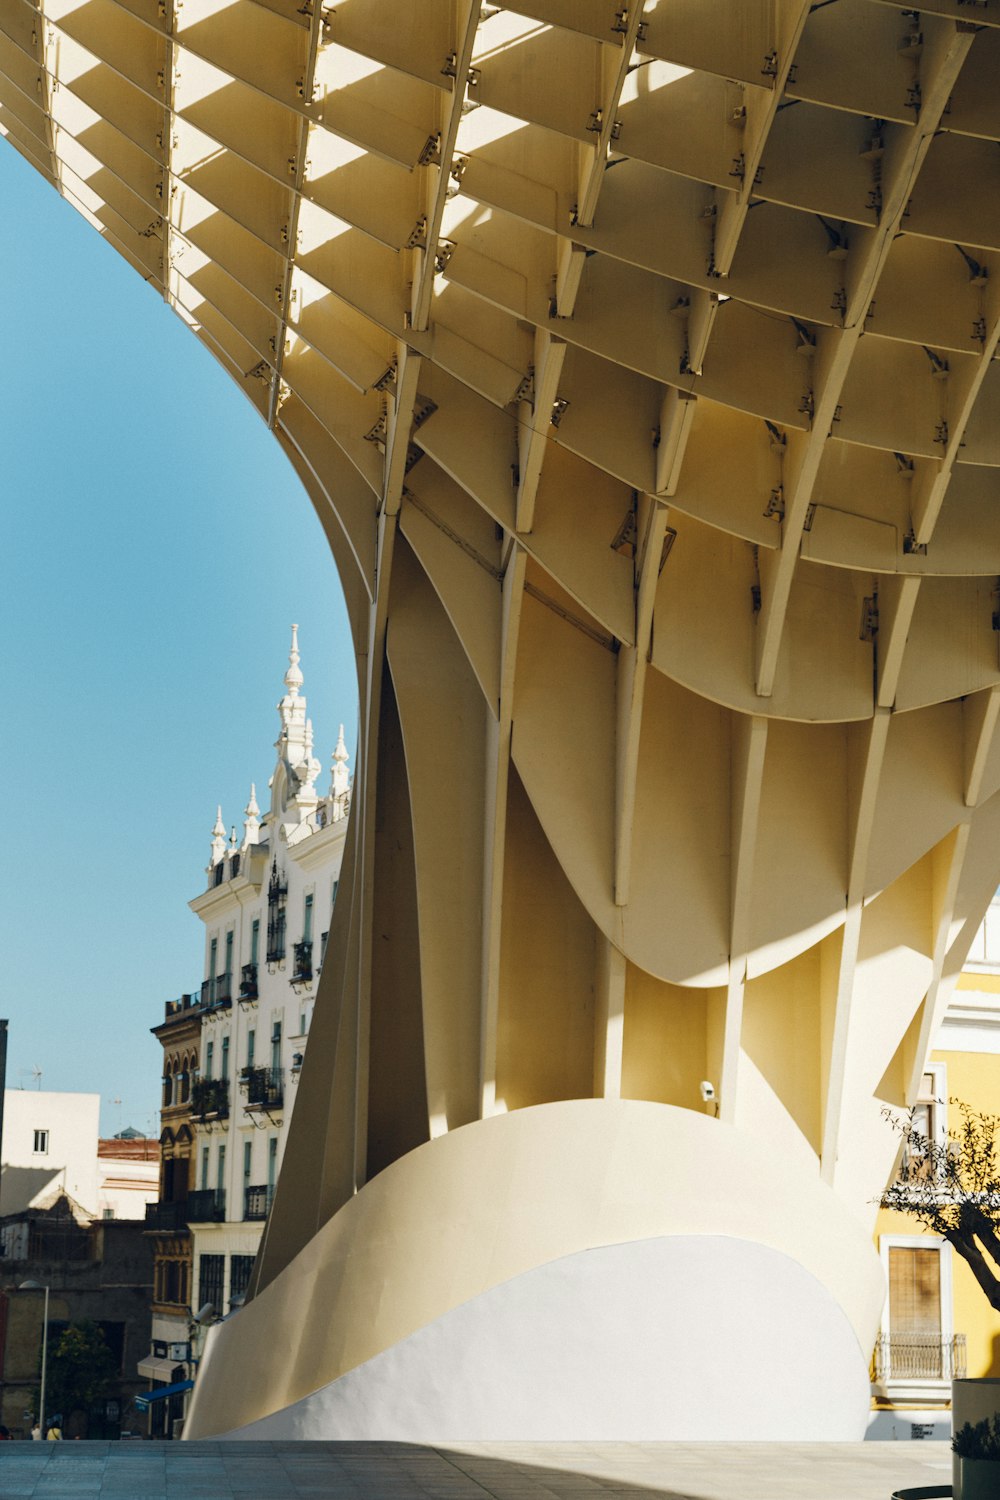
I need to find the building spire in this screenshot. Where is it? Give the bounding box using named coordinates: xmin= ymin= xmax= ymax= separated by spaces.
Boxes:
xmin=274 ymin=625 xmax=320 ymax=818
xmin=284 ymin=623 xmax=303 ymax=697
xmin=210 ymin=806 xmax=227 ymax=866
xmin=330 ymin=724 xmax=351 ymax=818
xmin=242 ymin=783 xmax=261 ymax=849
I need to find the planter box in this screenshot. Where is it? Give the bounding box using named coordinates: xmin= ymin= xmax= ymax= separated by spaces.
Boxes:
xmin=953 ymin=1379 xmax=1000 ymax=1500
xmin=956 ymin=1457 xmax=1000 ymax=1500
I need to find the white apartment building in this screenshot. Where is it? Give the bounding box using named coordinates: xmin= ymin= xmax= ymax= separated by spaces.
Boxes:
xmin=0 ymin=1090 xmax=101 ymax=1221
xmin=0 ymin=1091 xmax=157 ymax=1247
xmin=185 ymin=626 xmax=350 ymax=1322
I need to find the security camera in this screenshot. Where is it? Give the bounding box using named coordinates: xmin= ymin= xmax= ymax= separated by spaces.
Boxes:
xmin=699 ymin=1080 xmax=716 ymax=1102
xmin=193 ymin=1303 xmax=216 ymax=1325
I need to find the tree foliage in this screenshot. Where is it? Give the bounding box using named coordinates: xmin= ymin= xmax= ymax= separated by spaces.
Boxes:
xmin=882 ymin=1101 xmax=1000 ymax=1315
xmin=42 ymin=1322 xmax=118 ymax=1422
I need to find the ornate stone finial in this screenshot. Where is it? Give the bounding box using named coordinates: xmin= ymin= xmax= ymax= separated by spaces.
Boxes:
xmin=230 ymin=825 xmax=238 ymax=851
xmin=242 ymin=783 xmax=261 ymax=850
xmin=331 ymin=724 xmax=351 ymax=815
xmin=284 ymin=623 xmax=303 ymax=697
xmin=210 ymin=806 xmax=227 ymax=867
xmin=293 ymin=715 xmax=321 ymax=800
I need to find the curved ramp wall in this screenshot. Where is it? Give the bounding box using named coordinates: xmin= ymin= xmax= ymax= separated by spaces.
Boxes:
xmin=185 ymin=1100 xmax=880 ymax=1439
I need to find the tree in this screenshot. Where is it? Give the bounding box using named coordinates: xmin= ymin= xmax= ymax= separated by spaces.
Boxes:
xmin=882 ymin=1101 xmax=1000 ymax=1315
xmin=40 ymin=1323 xmax=118 ymax=1428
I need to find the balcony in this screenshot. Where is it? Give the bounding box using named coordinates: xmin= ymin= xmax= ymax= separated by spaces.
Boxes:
xmin=292 ymin=940 xmax=313 ymax=984
xmin=241 ymin=1066 xmax=284 ymax=1112
xmin=872 ymin=1332 xmax=967 ymax=1389
xmin=144 ymin=1200 xmax=188 ymax=1232
xmin=239 ymin=963 xmax=258 ymax=1000
xmin=244 ymin=1183 xmax=274 ymax=1221
xmin=190 ymin=1077 xmax=230 ymax=1121
xmin=162 ymin=990 xmax=202 ymax=1023
xmin=186 ymin=1188 xmax=226 ymax=1223
xmin=200 ymin=976 xmax=233 ymax=1012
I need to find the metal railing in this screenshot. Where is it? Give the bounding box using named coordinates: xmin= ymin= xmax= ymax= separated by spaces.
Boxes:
xmin=292 ymin=940 xmax=313 ymax=982
xmin=190 ymin=1077 xmax=230 ymax=1120
xmin=873 ymin=1333 xmax=967 ymax=1384
xmin=144 ymin=1200 xmax=188 ymax=1231
xmin=186 ymin=1188 xmax=226 ymax=1223
xmin=239 ymin=963 xmax=258 ymax=999
xmin=200 ymin=976 xmax=233 ymax=1010
xmin=244 ymin=1183 xmax=275 ymax=1221
xmin=240 ymin=1066 xmax=284 ymax=1110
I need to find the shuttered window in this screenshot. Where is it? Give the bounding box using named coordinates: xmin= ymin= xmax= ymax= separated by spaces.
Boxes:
xmin=889 ymin=1246 xmax=942 ymax=1335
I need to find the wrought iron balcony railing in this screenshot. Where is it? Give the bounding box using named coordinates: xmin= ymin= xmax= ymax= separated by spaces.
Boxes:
xmin=239 ymin=963 xmax=258 ymax=1000
xmin=190 ymin=1077 xmax=230 ymax=1120
xmin=244 ymin=1183 xmax=275 ymax=1221
xmin=292 ymin=940 xmax=313 ymax=983
xmin=872 ymin=1333 xmax=967 ymax=1384
xmin=185 ymin=1188 xmax=226 ymax=1223
xmin=199 ymin=976 xmax=233 ymax=1010
xmin=240 ymin=1066 xmax=284 ymax=1111
xmin=144 ymin=1200 xmax=188 ymax=1232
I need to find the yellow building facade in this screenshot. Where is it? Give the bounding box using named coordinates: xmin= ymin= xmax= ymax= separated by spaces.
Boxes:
xmin=872 ymin=898 xmax=1000 ymax=1440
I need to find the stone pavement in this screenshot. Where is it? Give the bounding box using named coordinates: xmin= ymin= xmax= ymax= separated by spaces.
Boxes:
xmin=0 ymin=1441 xmax=953 ymax=1499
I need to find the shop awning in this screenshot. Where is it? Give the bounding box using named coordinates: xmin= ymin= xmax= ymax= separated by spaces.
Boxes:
xmin=134 ymin=1380 xmax=193 ymax=1411
xmin=136 ymin=1357 xmax=183 ymax=1382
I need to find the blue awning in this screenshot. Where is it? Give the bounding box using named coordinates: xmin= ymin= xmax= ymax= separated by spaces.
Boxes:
xmin=134 ymin=1380 xmax=193 ymax=1410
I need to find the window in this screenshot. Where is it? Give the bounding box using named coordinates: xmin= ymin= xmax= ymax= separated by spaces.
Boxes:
xmin=102 ymin=1207 xmax=115 ymax=1221
xmin=903 ymin=1062 xmax=947 ymax=1180
xmin=267 ymin=1136 xmax=278 ymax=1194
xmin=205 ymin=1040 xmax=214 ymax=1080
xmin=221 ymin=1036 xmax=230 ymax=1081
xmin=912 ymin=1066 xmax=945 ymax=1145
xmin=243 ymin=1140 xmax=252 ymax=1190
xmin=319 ymin=930 xmax=329 ymax=969
xmin=874 ymin=1236 xmax=962 ymax=1394
xmin=209 ymin=937 xmax=218 ymax=982
xmin=266 ymin=865 xmax=287 ymax=962
xmin=303 ymin=892 xmax=314 ymax=944
xmin=271 ymin=1020 xmax=282 ymax=1073
xmin=230 ymin=1255 xmax=255 ymax=1304
xmin=251 ymin=919 xmax=260 ymax=967
xmin=32 ymin=1130 xmax=48 ymax=1154
xmin=200 ymin=1146 xmax=209 ymax=1191
xmin=225 ymin=930 xmax=233 ymax=979
xmin=198 ymin=1254 xmax=225 ymax=1317
xmin=247 ymin=1029 xmax=255 ymax=1069
xmin=216 ymin=1144 xmax=226 ymax=1195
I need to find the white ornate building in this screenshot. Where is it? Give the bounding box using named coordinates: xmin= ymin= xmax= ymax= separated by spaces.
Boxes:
xmin=184 ymin=627 xmax=350 ymax=1326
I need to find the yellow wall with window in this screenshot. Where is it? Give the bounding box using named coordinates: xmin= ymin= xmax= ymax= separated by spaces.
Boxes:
xmin=873 ymin=981 xmax=1000 ymax=1413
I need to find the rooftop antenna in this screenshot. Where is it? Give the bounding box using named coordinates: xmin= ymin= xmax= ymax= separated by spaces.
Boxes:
xmin=30 ymin=1066 xmax=41 ymax=1090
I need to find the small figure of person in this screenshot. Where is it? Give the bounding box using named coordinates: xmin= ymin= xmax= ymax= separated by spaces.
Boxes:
xmin=45 ymin=1421 xmax=61 ymax=1441
xmin=0 ymin=1425 xmax=11 ymax=1440
xmin=30 ymin=1422 xmax=41 ymax=1440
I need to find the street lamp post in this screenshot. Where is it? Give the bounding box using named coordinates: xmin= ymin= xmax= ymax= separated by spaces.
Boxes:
xmin=19 ymin=1281 xmax=49 ymax=1436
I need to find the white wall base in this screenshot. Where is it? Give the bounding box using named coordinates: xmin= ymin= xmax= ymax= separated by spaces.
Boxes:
xmin=866 ymin=1409 xmax=952 ymax=1442
xmin=220 ymin=1234 xmax=870 ymax=1442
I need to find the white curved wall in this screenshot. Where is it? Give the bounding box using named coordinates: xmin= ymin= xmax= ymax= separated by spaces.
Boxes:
xmin=216 ymin=1235 xmax=871 ymax=1442
xmin=185 ymin=1100 xmax=883 ymax=1440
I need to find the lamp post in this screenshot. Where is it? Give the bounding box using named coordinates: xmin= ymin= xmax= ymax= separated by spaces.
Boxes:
xmin=19 ymin=1281 xmax=49 ymax=1435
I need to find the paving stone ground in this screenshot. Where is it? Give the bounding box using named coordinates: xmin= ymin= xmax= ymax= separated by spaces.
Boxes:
xmin=0 ymin=1441 xmax=953 ymax=1500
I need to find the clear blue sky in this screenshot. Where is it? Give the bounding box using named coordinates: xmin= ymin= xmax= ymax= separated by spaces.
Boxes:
xmin=0 ymin=143 xmax=358 ymax=1137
